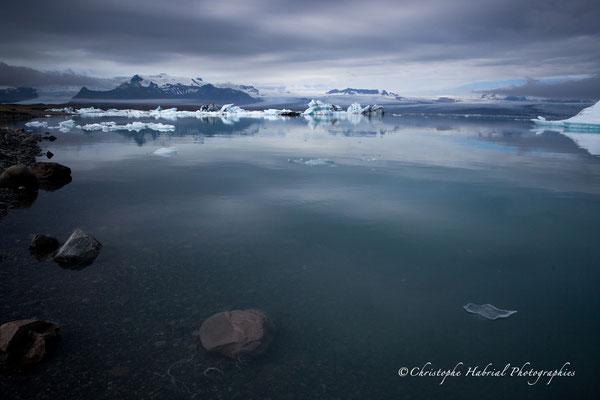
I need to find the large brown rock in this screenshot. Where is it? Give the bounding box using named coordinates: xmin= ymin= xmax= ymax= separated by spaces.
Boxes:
xmin=197 ymin=309 xmax=276 ymax=358
xmin=53 ymin=228 xmax=102 ymax=269
xmin=0 ymin=319 xmax=60 ymax=373
xmin=0 ymin=164 xmax=38 ymax=191
xmin=31 ymin=162 xmax=72 ymax=191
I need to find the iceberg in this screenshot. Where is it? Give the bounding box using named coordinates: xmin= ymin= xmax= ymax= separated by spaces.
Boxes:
xmin=25 ymin=121 xmax=48 ymax=128
xmin=463 ymin=303 xmax=517 ymax=320
xmin=533 ymin=100 xmax=600 ymax=132
xmin=346 ymin=102 xmax=385 ymax=115
xmin=303 ymin=99 xmax=343 ymax=116
xmin=153 ymin=147 xmax=178 ymax=157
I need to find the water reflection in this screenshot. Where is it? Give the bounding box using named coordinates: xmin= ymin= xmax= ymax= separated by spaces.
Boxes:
xmin=3 ymin=113 xmax=600 ymax=399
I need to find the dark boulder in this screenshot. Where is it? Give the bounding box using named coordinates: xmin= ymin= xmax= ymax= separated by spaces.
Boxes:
xmin=196 ymin=309 xmax=276 ymax=358
xmin=0 ymin=319 xmax=60 ymax=374
xmin=29 ymin=234 xmax=59 ymax=261
xmin=31 ymin=162 xmax=72 ymax=191
xmin=53 ymin=229 xmax=102 ymax=269
xmin=0 ymin=164 xmax=38 ymax=191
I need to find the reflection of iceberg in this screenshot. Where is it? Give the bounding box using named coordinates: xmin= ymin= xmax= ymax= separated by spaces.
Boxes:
xmin=533 ymin=100 xmax=600 ymax=132
xmin=560 ymin=132 xmax=600 ymax=156
xmin=463 ymin=303 xmax=517 ymax=320
xmin=78 ymin=121 xmax=175 ymax=132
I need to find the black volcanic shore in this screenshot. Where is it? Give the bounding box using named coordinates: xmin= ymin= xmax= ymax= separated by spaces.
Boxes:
xmin=0 ymin=127 xmax=43 ymax=219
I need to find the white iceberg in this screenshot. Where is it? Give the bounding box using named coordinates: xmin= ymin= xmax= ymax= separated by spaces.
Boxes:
xmin=463 ymin=303 xmax=517 ymax=320
xmin=346 ymin=102 xmax=384 ymax=115
xmin=303 ymin=99 xmax=343 ymax=116
xmin=153 ymin=147 xmax=178 ymax=157
xmin=533 ymin=100 xmax=600 ymax=132
xmin=25 ymin=121 xmax=48 ymax=128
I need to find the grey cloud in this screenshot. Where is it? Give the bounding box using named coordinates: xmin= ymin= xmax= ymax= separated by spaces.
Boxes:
xmin=0 ymin=62 xmax=116 ymax=88
xmin=485 ymin=75 xmax=600 ymax=100
xmin=0 ymin=0 xmax=599 ymax=92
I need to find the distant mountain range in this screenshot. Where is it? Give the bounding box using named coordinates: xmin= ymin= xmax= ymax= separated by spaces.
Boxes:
xmin=327 ymin=88 xmax=400 ymax=97
xmin=72 ymin=74 xmax=259 ymax=104
xmin=0 ymin=87 xmax=38 ymax=103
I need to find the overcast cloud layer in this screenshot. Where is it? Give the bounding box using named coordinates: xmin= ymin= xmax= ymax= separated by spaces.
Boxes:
xmin=1 ymin=0 xmax=599 ymax=96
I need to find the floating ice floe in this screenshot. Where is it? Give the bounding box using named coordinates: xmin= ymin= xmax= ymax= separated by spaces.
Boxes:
xmin=25 ymin=121 xmax=48 ymax=128
xmin=78 ymin=121 xmax=175 ymax=132
xmin=288 ymin=158 xmax=335 ymax=166
xmin=57 ymin=119 xmax=75 ymax=132
xmin=46 ymin=105 xmax=272 ymax=121
xmin=533 ymin=100 xmax=600 ymax=132
xmin=463 ymin=303 xmax=517 ymax=320
xmin=153 ymin=147 xmax=178 ymax=157
xmin=303 ymin=100 xmax=344 ymax=116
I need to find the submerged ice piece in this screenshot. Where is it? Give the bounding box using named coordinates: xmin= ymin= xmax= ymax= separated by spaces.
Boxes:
xmin=463 ymin=303 xmax=517 ymax=320
xmin=153 ymin=147 xmax=178 ymax=156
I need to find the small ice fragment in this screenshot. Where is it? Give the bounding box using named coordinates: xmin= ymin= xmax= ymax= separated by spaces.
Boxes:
xmin=304 ymin=158 xmax=334 ymax=166
xmin=25 ymin=121 xmax=48 ymax=128
xmin=153 ymin=147 xmax=178 ymax=156
xmin=463 ymin=303 xmax=517 ymax=320
xmin=58 ymin=119 xmax=75 ymax=132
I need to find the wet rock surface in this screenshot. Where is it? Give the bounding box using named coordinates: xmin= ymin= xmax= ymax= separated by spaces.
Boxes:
xmin=0 ymin=319 xmax=60 ymax=374
xmin=31 ymin=162 xmax=72 ymax=191
xmin=29 ymin=234 xmax=60 ymax=261
xmin=0 ymin=164 xmax=39 ymax=191
xmin=54 ymin=228 xmax=102 ymax=269
xmin=0 ymin=127 xmax=43 ymax=219
xmin=197 ymin=309 xmax=276 ymax=358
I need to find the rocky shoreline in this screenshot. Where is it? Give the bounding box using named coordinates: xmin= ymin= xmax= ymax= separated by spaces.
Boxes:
xmin=0 ymin=127 xmax=43 ymax=219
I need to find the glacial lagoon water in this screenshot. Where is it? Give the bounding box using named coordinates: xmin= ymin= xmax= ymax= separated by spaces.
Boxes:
xmin=1 ymin=112 xmax=600 ymax=399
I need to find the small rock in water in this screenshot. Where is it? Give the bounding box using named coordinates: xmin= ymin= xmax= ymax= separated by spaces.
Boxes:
xmin=29 ymin=234 xmax=59 ymax=261
xmin=463 ymin=303 xmax=517 ymax=320
xmin=196 ymin=309 xmax=276 ymax=358
xmin=53 ymin=228 xmax=102 ymax=269
xmin=46 ymin=151 xmax=54 ymax=159
xmin=0 ymin=319 xmax=60 ymax=373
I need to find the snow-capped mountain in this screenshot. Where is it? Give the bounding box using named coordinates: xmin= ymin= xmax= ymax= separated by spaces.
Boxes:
xmin=327 ymin=88 xmax=400 ymax=97
xmin=72 ymin=74 xmax=259 ymax=104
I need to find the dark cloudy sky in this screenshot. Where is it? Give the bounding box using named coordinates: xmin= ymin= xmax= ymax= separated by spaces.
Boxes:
xmin=1 ymin=0 xmax=599 ymax=95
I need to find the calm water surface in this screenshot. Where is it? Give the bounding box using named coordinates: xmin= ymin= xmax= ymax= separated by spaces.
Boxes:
xmin=1 ymin=113 xmax=599 ymax=399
